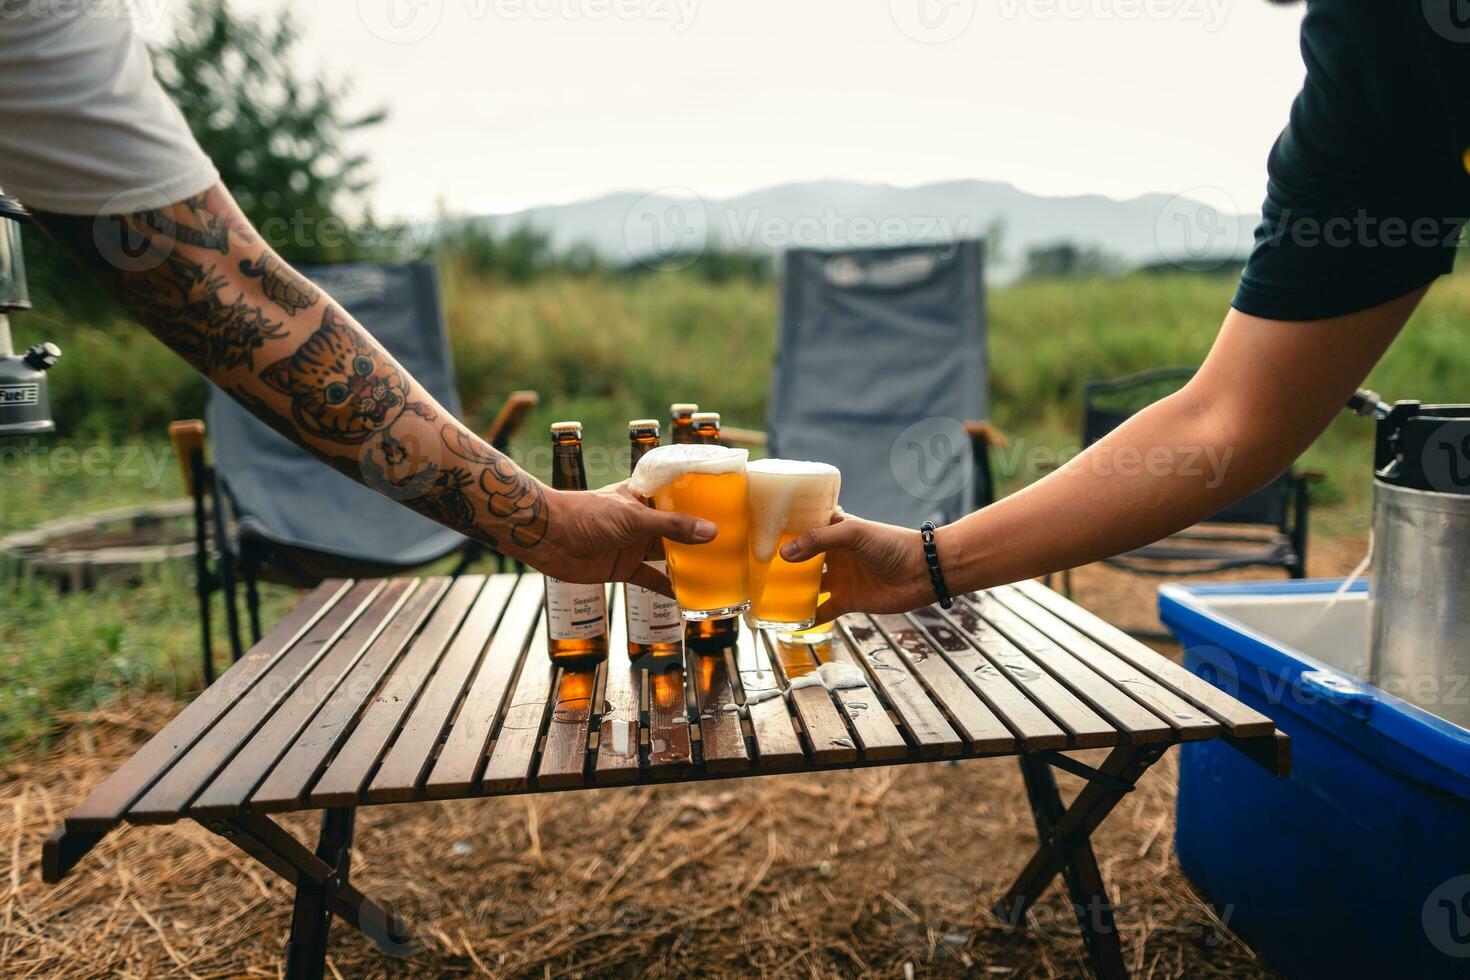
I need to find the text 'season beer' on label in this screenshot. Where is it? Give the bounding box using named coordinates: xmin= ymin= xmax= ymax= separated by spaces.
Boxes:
xmin=625 ymin=420 xmax=683 ymax=660
xmin=544 ymin=421 xmax=610 ymax=666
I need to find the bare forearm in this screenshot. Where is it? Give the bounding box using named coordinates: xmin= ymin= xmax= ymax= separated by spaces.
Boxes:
xmin=33 ymin=186 xmax=550 ymax=560
xmin=937 ymin=290 xmax=1424 ymax=591
xmin=939 ymin=389 xmax=1285 ymax=589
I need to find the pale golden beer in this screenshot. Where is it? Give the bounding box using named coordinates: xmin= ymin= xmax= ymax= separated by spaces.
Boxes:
xmin=779 ymin=592 xmax=835 ymax=644
xmin=630 ymin=444 xmax=751 ymax=620
xmin=745 ymin=459 xmax=841 ymax=630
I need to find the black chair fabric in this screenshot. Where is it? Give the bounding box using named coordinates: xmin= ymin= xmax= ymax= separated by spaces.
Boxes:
xmin=768 ymin=240 xmax=988 ymax=528
xmin=206 ymin=260 xmax=469 ymax=572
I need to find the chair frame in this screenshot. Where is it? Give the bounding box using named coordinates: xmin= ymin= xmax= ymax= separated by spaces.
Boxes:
xmin=168 ymin=391 xmax=538 ymax=684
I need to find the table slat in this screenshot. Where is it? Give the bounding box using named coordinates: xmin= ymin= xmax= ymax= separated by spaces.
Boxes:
xmin=306 ymin=576 xmax=485 ymax=808
xmin=916 ymin=605 xmax=1112 ymax=750
xmin=128 ymin=580 xmax=385 ymax=824
xmin=536 ymin=585 xmax=610 ymax=788
xmin=251 ymin=579 xmax=452 ymax=812
xmin=481 ymin=629 xmax=557 ymax=794
xmin=191 ymin=579 xmax=418 ymax=817
xmin=837 ymin=616 xmax=962 ymax=759
xmin=908 ymin=607 xmax=1070 ymax=750
xmin=63 ymin=580 xmax=353 ymax=832
xmin=1013 ymin=579 xmax=1276 ymax=737
xmin=763 ymin=632 xmax=858 ymax=764
xmin=646 ymin=662 xmax=694 ymax=777
xmin=365 ymin=575 xmax=516 ymax=803
xmin=818 ymin=632 xmax=915 ymax=762
xmin=732 ymin=628 xmax=804 ymax=769
xmin=990 ymin=586 xmax=1220 ymax=740
xmin=684 ymin=648 xmax=750 ymax=773
xmin=536 ymin=659 xmax=604 ymax=789
xmin=869 ymin=613 xmax=1017 ymax=755
xmin=966 ymin=593 xmax=1174 ymax=744
xmin=595 ymin=591 xmax=645 ymax=783
xmin=424 ymin=576 xmax=545 ymax=797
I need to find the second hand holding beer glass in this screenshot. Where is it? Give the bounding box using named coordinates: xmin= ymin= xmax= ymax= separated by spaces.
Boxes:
xmin=629 ymin=443 xmax=751 ymax=621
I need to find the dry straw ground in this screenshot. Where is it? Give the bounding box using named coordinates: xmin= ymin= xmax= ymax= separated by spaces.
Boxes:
xmin=1 ymin=699 xmax=1268 ymax=979
xmin=4 ymin=546 xmax=1376 ymax=978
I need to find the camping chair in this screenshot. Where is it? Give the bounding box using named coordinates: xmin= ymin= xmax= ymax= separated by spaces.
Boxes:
xmin=1048 ymin=366 xmax=1316 ymax=598
xmin=166 ymin=259 xmax=538 ymax=684
xmin=724 ymin=240 xmax=1005 ymax=527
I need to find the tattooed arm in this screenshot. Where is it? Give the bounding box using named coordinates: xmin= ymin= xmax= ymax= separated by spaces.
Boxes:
xmin=31 ymin=184 xmax=714 ymax=591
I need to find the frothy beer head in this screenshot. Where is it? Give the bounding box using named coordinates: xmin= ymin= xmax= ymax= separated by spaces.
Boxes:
xmin=629 ymin=443 xmax=748 ymax=497
xmin=746 ymin=459 xmax=841 ymax=563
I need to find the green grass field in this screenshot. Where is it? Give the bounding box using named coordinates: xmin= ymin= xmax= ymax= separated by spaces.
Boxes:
xmin=4 ymin=265 xmax=1467 ymax=759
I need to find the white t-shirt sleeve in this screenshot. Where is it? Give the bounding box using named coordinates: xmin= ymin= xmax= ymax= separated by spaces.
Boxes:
xmin=0 ymin=6 xmax=219 ymax=215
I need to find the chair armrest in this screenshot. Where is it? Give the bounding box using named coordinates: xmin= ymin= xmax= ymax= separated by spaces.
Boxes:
xmin=720 ymin=426 xmax=768 ymax=449
xmin=964 ymin=420 xmax=1009 ymax=449
xmin=168 ymin=419 xmax=207 ymax=496
xmin=1296 ymin=468 xmax=1326 ymax=483
xmin=482 ymin=390 xmax=539 ymax=451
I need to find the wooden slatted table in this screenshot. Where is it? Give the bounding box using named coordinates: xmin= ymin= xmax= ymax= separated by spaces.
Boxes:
xmin=42 ymin=573 xmax=1288 ymax=980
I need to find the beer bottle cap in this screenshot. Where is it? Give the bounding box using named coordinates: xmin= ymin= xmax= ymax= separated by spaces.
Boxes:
xmin=690 ymin=412 xmax=721 ymax=425
xmin=669 ymin=403 xmax=699 ymax=415
xmin=628 ymin=419 xmax=660 ymax=432
xmin=550 ymin=420 xmax=583 ymax=434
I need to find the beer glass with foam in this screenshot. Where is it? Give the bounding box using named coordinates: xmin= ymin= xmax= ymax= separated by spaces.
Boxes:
xmin=745 ymin=459 xmax=840 ymax=630
xmin=630 ymin=444 xmax=751 ymax=620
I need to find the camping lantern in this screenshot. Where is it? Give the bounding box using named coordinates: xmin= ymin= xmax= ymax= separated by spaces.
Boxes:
xmin=0 ymin=192 xmax=61 ymax=437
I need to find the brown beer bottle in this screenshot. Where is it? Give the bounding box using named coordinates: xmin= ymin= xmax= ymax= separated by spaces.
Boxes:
xmin=687 ymin=411 xmax=739 ymax=652
xmin=670 ymin=403 xmax=699 ymax=445
xmin=624 ymin=420 xmax=683 ymax=662
xmin=544 ymin=421 xmax=609 ymax=666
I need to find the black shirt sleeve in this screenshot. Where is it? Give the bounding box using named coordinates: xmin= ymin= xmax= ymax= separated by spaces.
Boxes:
xmin=1233 ymin=0 xmax=1470 ymax=321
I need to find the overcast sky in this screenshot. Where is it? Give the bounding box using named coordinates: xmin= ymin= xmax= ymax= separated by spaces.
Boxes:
xmin=144 ymin=0 xmax=1308 ymax=219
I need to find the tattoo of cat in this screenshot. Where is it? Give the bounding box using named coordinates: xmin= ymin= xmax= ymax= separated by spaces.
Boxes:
xmin=442 ymin=426 xmax=549 ymax=549
xmin=240 ymin=253 xmax=320 ymax=316
xmin=122 ymin=253 xmax=286 ymax=372
xmin=260 ymin=306 xmax=435 ymax=459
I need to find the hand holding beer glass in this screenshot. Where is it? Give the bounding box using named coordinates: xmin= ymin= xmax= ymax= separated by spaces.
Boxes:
xmin=630 ymin=444 xmax=752 ymax=620
xmin=631 ymin=446 xmax=840 ymax=633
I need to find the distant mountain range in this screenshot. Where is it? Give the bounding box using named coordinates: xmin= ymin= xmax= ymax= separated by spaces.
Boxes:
xmin=464 ymin=179 xmax=1259 ymax=280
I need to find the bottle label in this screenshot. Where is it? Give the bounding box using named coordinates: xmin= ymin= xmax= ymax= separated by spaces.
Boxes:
xmin=545 ymin=578 xmax=608 ymax=640
xmin=626 ymin=561 xmax=683 ymax=645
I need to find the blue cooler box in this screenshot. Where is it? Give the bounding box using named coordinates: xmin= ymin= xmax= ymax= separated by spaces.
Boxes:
xmin=1159 ymin=579 xmax=1470 ymax=979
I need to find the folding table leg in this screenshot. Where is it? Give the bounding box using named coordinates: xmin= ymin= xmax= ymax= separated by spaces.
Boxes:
xmin=285 ymin=807 xmax=354 ymax=980
xmin=203 ymin=811 xmax=411 ymax=975
xmin=996 ymin=745 xmax=1167 ymax=980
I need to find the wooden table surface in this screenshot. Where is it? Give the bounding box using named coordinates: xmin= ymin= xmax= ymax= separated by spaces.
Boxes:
xmin=50 ymin=571 xmax=1285 ymax=838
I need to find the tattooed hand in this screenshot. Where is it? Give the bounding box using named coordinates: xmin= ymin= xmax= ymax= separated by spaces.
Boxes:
xmin=537 ymin=482 xmax=716 ymax=597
